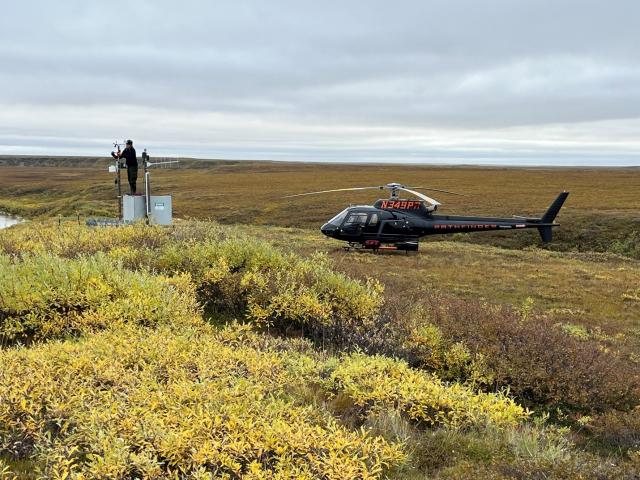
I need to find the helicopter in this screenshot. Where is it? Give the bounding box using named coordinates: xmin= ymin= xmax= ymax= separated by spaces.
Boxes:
xmin=285 ymin=183 xmax=569 ymax=252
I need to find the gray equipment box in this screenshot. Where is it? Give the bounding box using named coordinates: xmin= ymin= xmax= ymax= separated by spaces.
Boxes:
xmin=149 ymin=195 xmax=172 ymax=225
xmin=122 ymin=195 xmax=146 ymax=222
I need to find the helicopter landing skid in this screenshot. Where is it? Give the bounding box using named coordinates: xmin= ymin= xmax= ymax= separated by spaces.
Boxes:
xmin=342 ymin=240 xmax=419 ymax=254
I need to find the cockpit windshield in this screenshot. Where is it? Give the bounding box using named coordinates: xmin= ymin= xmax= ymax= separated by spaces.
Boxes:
xmin=327 ymin=208 xmax=349 ymax=226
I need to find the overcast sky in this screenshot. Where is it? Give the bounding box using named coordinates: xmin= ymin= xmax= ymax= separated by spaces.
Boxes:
xmin=1 ymin=0 xmax=639 ymax=165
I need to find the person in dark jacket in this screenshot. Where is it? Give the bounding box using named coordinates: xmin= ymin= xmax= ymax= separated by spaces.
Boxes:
xmin=118 ymin=139 xmax=138 ymax=194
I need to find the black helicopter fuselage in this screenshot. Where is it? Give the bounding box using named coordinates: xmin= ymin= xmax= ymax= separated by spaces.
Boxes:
xmin=320 ymin=192 xmax=569 ymax=251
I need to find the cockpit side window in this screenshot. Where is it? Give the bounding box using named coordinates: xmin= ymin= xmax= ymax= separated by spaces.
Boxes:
xmin=368 ymin=213 xmax=379 ymax=226
xmin=344 ymin=213 xmax=368 ymax=226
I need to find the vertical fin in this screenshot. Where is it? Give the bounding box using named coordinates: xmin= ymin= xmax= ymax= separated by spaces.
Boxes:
xmin=538 ymin=226 xmax=553 ymax=242
xmin=541 ymin=191 xmax=569 ymax=224
xmin=538 ymin=191 xmax=569 ymax=242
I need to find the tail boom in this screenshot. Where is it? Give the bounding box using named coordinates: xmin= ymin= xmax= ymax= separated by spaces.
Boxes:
xmin=424 ymin=192 xmax=569 ymax=243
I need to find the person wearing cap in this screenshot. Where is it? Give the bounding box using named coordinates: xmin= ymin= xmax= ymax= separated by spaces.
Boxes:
xmin=118 ymin=140 xmax=138 ymax=194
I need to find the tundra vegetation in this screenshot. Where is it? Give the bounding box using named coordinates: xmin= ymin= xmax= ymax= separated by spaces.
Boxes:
xmin=0 ymin=159 xmax=639 ymax=478
xmin=0 ymin=159 xmax=639 ymax=259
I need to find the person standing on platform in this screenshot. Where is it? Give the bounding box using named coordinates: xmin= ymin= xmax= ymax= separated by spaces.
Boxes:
xmin=118 ymin=139 xmax=138 ymax=194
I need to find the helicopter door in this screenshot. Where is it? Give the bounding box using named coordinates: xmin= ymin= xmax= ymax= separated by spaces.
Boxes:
xmin=363 ymin=212 xmax=380 ymax=234
xmin=341 ymin=212 xmax=368 ymax=236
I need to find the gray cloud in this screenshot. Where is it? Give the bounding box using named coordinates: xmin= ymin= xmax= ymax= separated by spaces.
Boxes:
xmin=1 ymin=0 xmax=639 ymax=164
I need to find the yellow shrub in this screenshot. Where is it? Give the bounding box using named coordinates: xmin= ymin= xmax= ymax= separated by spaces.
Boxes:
xmin=324 ymin=354 xmax=529 ymax=430
xmin=0 ymin=221 xmax=171 ymax=259
xmin=0 ymin=254 xmax=201 ymax=344
xmin=1 ymin=223 xmax=385 ymax=340
xmin=0 ymin=322 xmax=531 ymax=477
xmin=0 ymin=460 xmax=15 ymax=480
xmin=403 ymin=321 xmax=492 ymax=386
xmin=0 ymin=325 xmax=406 ymax=478
xmin=0 ymin=221 xmax=533 ymax=478
xmin=239 ymin=255 xmax=384 ymax=334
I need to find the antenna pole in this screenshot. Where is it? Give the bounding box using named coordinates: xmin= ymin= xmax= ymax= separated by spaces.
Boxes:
xmin=111 ymin=141 xmax=123 ymax=218
xmin=117 ymin=163 xmax=122 ymax=218
xmin=143 ymin=149 xmax=151 ymax=224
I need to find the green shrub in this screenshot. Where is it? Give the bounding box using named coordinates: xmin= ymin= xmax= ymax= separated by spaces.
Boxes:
xmin=611 ymin=231 xmax=640 ymax=258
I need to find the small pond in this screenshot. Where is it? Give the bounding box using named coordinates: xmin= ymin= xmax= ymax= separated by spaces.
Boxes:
xmin=0 ymin=213 xmax=22 ymax=229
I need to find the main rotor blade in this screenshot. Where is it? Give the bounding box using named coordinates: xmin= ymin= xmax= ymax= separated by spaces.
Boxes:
xmin=283 ymin=183 xmax=463 ymax=202
xmin=399 ymin=187 xmax=441 ymax=205
xmin=282 ymin=186 xmax=383 ymax=198
xmin=407 ymin=186 xmax=466 ymax=196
